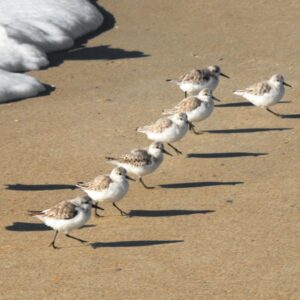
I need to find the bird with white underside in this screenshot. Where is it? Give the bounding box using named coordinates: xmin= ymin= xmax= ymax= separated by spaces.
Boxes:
xmin=28 ymin=195 xmax=98 ymax=249
xmin=162 ymin=88 xmax=220 ymax=135
xmin=233 ymin=74 xmax=292 ymax=117
xmin=105 ymin=142 xmax=172 ymax=189
xmin=166 ymin=65 xmax=229 ymax=97
xmin=137 ymin=112 xmax=190 ymax=155
xmin=76 ymin=167 xmax=135 ymax=217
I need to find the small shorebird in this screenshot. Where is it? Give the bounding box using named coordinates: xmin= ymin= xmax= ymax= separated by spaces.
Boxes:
xmin=76 ymin=167 xmax=135 ymax=217
xmin=166 ymin=65 xmax=229 ymax=96
xmin=137 ymin=112 xmax=190 ymax=155
xmin=106 ymin=142 xmax=172 ymax=189
xmin=233 ymin=74 xmax=292 ymax=117
xmin=162 ymin=88 xmax=220 ymax=135
xmin=28 ymin=195 xmax=97 ymax=249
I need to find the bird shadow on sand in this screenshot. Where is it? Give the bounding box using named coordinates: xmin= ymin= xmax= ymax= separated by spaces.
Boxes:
xmin=48 ymin=3 xmax=149 ymax=67
xmin=5 ymin=184 xmax=77 ymax=191
xmin=90 ymin=240 xmax=183 ymax=249
xmin=187 ymin=152 xmax=268 ymax=158
xmin=5 ymin=222 xmax=95 ymax=232
xmin=204 ymin=128 xmax=292 ymax=134
xmin=129 ymin=209 xmax=215 ymax=217
xmin=186 ymin=152 xmax=268 ymax=158
xmin=215 ymin=101 xmax=291 ymax=108
xmin=281 ymin=114 xmax=300 ymax=119
xmin=214 ymin=101 xmax=299 ymax=118
xmin=215 ymin=101 xmax=253 ymax=107
xmin=159 ymin=181 xmax=243 ymax=189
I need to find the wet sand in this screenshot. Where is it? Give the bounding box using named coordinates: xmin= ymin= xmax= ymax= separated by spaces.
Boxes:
xmin=0 ymin=1 xmax=299 ymax=299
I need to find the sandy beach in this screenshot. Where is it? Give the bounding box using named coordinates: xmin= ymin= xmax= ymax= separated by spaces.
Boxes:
xmin=0 ymin=0 xmax=299 ymax=299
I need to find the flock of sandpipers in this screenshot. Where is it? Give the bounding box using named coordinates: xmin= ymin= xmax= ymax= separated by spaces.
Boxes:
xmin=28 ymin=65 xmax=292 ymax=249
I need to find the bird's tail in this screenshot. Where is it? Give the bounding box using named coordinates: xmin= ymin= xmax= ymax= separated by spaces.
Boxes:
xmin=75 ymin=182 xmax=85 ymax=189
xmin=105 ymin=156 xmax=119 ymax=165
xmin=27 ymin=210 xmax=43 ymax=217
xmin=162 ymin=107 xmax=178 ymax=115
xmin=136 ymin=126 xmax=148 ymax=134
xmin=166 ymin=79 xmax=179 ymax=85
xmin=233 ymin=90 xmax=244 ymax=96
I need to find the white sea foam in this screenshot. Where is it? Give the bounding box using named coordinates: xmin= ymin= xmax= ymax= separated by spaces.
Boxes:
xmin=0 ymin=69 xmax=46 ymax=102
xmin=0 ymin=0 xmax=103 ymax=103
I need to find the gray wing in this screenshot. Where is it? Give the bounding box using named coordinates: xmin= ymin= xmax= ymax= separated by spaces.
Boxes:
xmin=178 ymin=97 xmax=202 ymax=112
xmin=77 ymin=175 xmax=112 ymax=191
xmin=44 ymin=200 xmax=78 ymax=219
xmin=121 ymin=149 xmax=152 ymax=166
xmin=179 ymin=68 xmax=210 ymax=83
xmin=244 ymin=81 xmax=271 ymax=95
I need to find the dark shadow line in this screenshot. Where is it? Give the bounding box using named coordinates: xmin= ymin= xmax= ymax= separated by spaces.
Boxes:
xmin=281 ymin=114 xmax=300 ymax=119
xmin=35 ymin=83 xmax=56 ymax=97
xmin=204 ymin=128 xmax=292 ymax=134
xmin=5 ymin=184 xmax=77 ymax=191
xmin=215 ymin=101 xmax=253 ymax=107
xmin=90 ymin=240 xmax=184 ymax=249
xmin=215 ymin=101 xmax=291 ymax=108
xmin=129 ymin=209 xmax=215 ymax=217
xmin=60 ymin=44 xmax=149 ymax=61
xmin=187 ymin=152 xmax=268 ymax=158
xmin=159 ymin=181 xmax=243 ymax=189
xmin=5 ymin=222 xmax=95 ymax=232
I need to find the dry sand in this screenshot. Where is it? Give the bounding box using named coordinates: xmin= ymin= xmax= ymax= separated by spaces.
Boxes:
xmin=0 ymin=1 xmax=299 ymax=299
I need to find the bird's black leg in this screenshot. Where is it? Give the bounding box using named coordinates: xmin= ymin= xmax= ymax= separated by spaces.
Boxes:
xmin=189 ymin=123 xmax=203 ymax=135
xmin=167 ymin=143 xmax=183 ymax=155
xmin=94 ymin=205 xmax=104 ymax=218
xmin=184 ymin=91 xmax=187 ymax=97
xmin=139 ymin=177 xmax=155 ymax=189
xmin=66 ymin=233 xmax=87 ymax=244
xmin=113 ymin=203 xmax=130 ymax=216
xmin=266 ymin=108 xmax=283 ymax=118
xmin=49 ymin=231 xmax=60 ymax=249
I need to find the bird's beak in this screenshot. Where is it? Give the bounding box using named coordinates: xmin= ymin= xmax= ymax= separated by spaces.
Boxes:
xmin=283 ymin=81 xmax=292 ymax=88
xmin=220 ymin=72 xmax=230 ymax=79
xmin=126 ymin=175 xmax=136 ymax=181
xmin=162 ymin=148 xmax=173 ymax=156
xmin=212 ymin=95 xmax=221 ymax=102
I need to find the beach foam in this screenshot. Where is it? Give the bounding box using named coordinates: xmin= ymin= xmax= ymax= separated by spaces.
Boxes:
xmin=0 ymin=0 xmax=103 ymax=102
xmin=0 ymin=69 xmax=46 ymax=102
